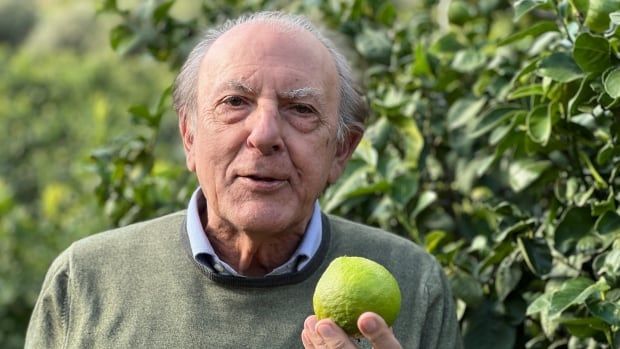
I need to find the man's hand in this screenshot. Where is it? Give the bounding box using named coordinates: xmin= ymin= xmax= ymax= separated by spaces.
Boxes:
xmin=301 ymin=312 xmax=402 ymax=349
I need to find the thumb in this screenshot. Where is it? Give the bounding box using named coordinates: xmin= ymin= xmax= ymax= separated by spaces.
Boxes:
xmin=358 ymin=312 xmax=402 ymax=349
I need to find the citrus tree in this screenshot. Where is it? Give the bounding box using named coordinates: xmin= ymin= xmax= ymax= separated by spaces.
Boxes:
xmin=96 ymin=0 xmax=620 ymax=347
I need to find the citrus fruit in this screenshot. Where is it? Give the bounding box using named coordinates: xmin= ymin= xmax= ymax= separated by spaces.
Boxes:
xmin=312 ymin=256 xmax=402 ymax=336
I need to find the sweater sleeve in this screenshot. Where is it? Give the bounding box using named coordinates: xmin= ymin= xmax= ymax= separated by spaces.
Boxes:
xmin=421 ymin=261 xmax=464 ymax=349
xmin=25 ymin=248 xmax=71 ymax=349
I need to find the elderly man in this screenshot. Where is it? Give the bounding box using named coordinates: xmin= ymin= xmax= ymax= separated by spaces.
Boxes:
xmin=26 ymin=11 xmax=462 ymax=348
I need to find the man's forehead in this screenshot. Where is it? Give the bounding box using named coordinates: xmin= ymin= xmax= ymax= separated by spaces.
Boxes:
xmin=202 ymin=21 xmax=334 ymax=71
xmin=198 ymin=21 xmax=340 ymax=104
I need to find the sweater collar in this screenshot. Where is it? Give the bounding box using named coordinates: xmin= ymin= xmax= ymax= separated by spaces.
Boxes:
xmin=180 ymin=211 xmax=331 ymax=288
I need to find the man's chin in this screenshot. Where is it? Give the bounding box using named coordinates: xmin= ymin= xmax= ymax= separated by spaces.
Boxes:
xmin=230 ymin=209 xmax=301 ymax=235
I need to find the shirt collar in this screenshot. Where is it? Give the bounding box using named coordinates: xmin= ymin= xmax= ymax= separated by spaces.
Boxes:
xmin=185 ymin=187 xmax=322 ymax=277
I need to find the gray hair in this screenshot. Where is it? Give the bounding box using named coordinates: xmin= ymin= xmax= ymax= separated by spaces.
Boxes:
xmin=172 ymin=11 xmax=368 ymax=145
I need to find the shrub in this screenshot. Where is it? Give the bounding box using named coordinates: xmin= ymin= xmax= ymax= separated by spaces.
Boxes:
xmin=0 ymin=46 xmax=172 ymax=348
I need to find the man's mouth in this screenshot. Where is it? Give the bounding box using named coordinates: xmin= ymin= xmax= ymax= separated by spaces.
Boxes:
xmin=238 ymin=174 xmax=288 ymax=190
xmin=246 ymin=175 xmax=280 ymax=182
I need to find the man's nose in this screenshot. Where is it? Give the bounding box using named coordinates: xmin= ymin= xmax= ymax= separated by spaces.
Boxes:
xmin=246 ymin=105 xmax=284 ymax=155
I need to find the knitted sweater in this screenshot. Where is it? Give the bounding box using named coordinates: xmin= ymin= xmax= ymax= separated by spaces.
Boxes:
xmin=25 ymin=211 xmax=462 ymax=348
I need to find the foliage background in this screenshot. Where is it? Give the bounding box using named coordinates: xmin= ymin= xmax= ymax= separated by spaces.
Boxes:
xmin=2 ymin=0 xmax=619 ymax=348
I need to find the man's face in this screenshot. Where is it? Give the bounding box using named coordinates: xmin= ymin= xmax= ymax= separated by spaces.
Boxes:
xmin=180 ymin=23 xmax=358 ymax=236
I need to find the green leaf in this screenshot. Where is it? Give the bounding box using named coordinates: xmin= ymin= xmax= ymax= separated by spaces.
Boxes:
xmin=537 ymin=52 xmax=583 ymax=83
xmin=411 ymin=190 xmax=437 ymax=219
xmin=393 ymin=117 xmax=424 ymax=167
xmin=611 ymin=11 xmax=620 ymax=25
xmin=507 ymin=84 xmax=544 ymax=99
xmin=579 ymin=151 xmax=608 ymax=189
xmin=489 ymin=121 xmax=516 ymax=145
xmin=109 ymin=24 xmax=134 ymax=51
xmin=156 ymin=85 xmax=172 ymax=113
xmin=573 ymin=33 xmax=611 ymax=73
xmin=453 ymin=156 xmax=489 ymax=192
xmin=518 ymin=237 xmax=553 ymax=276
xmin=424 ymin=230 xmax=448 ymax=254
xmin=153 ymin=0 xmax=175 ymax=22
xmin=354 ymin=138 xmax=378 ymax=167
xmin=568 ymin=75 xmax=595 ymax=116
xmin=511 ymin=58 xmax=541 ymax=86
xmin=596 ymin=142 xmax=615 ymax=165
xmin=376 ymin=2 xmax=397 ymax=26
xmin=526 ymin=104 xmax=551 ymax=145
xmin=585 ymin=0 xmax=620 ymax=32
xmin=469 ymin=107 xmax=520 ymax=139
xmin=475 ymin=153 xmax=496 ymax=177
xmin=431 ymin=32 xmax=465 ymax=54
xmin=554 ymin=207 xmax=595 ymax=255
xmin=595 ymin=210 xmax=620 ymax=237
xmin=377 ymin=87 xmax=407 ymax=109
xmin=495 ymin=219 xmax=536 ymax=242
xmin=365 ymin=117 xmax=392 ymax=150
xmin=496 ymin=260 xmax=522 ymax=301
xmin=463 ymin=301 xmax=516 ymax=349
xmin=540 ymin=306 xmax=561 ymax=337
xmin=412 ymin=43 xmax=432 ymax=77
xmin=568 ymin=0 xmax=589 ymax=17
xmin=513 ymin=0 xmax=548 ymax=22
xmin=451 ymin=49 xmax=486 ymax=73
xmin=549 ymin=277 xmax=609 ymax=318
xmin=355 ymin=27 xmax=392 ymax=64
xmin=602 ymin=250 xmax=620 ymax=275
xmin=128 ymin=104 xmax=151 ymax=122
xmin=588 ymin=300 xmax=620 ymax=326
xmin=591 ymin=191 xmax=616 ymax=216
xmin=97 ymin=0 xmax=119 ymax=13
xmin=390 ymin=172 xmax=419 ymax=207
xmin=481 ymin=241 xmax=515 ymax=270
xmin=527 ymin=293 xmax=551 ymax=315
xmin=450 ymin=269 xmax=484 ymax=306
xmin=508 ymin=159 xmax=551 ymax=192
xmin=323 ymin=166 xmax=370 ymax=212
xmin=561 ymin=317 xmax=610 ymax=338
xmin=498 ymin=21 xmax=557 ymax=46
xmin=603 ymin=66 xmax=620 ymax=98
xmin=345 ymin=180 xmax=391 ymax=198
xmin=575 ymin=185 xmax=596 ymax=206
xmin=447 ymin=97 xmax=487 ymax=130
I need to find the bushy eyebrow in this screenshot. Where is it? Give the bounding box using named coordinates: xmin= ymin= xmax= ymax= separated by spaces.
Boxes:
xmin=218 ymin=80 xmax=325 ymax=112
xmin=224 ymin=80 xmax=256 ymax=95
xmin=279 ymin=87 xmax=323 ymax=100
xmin=222 ymin=80 xmax=322 ymax=100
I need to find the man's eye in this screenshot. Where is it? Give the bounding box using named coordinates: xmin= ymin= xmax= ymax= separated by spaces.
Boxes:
xmin=223 ymin=96 xmax=246 ymax=107
xmin=292 ymin=104 xmax=315 ymax=114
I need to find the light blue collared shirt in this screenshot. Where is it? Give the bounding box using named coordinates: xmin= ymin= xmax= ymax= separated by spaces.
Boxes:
xmin=186 ymin=187 xmax=322 ymax=277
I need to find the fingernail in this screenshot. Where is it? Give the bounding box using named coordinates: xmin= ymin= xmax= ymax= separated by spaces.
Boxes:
xmin=317 ymin=324 xmax=335 ymax=337
xmin=361 ymin=318 xmax=377 ymax=334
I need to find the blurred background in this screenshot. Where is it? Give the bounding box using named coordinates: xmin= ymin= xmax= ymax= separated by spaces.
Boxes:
xmin=0 ymin=0 xmax=178 ymax=346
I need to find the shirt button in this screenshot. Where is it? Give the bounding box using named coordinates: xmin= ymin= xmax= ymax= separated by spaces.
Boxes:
xmin=214 ymin=263 xmax=225 ymax=273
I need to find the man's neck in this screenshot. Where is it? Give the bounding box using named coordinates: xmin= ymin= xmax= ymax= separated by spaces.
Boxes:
xmin=193 ymin=190 xmax=317 ymax=277
xmin=204 ymin=226 xmax=304 ymax=277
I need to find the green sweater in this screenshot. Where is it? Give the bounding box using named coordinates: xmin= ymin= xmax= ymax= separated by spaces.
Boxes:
xmin=26 ymin=211 xmax=462 ymax=348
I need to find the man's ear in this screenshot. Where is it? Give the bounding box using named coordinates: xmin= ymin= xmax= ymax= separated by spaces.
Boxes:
xmin=178 ymin=109 xmax=196 ymax=172
xmin=327 ymin=129 xmax=363 ymax=184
